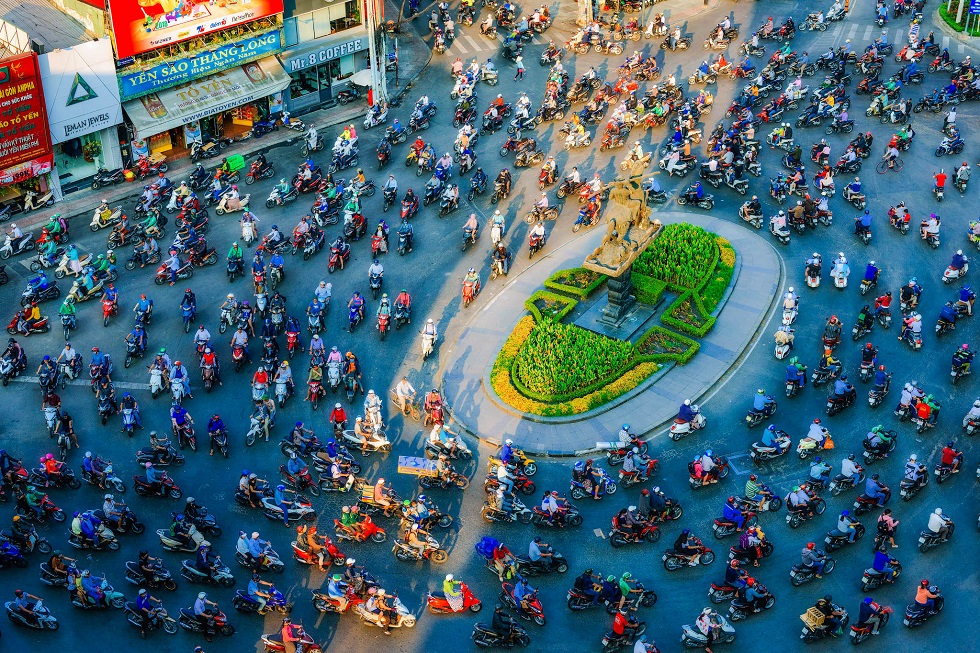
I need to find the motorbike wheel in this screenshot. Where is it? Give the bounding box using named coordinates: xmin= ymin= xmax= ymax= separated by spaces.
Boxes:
xmin=430 ymin=549 xmax=449 ymax=564
xmin=169 ymin=487 xmax=183 ymax=499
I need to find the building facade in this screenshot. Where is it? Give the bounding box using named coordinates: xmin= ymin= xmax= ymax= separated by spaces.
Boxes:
xmin=39 ymin=39 xmax=124 ymax=195
xmin=278 ymin=0 xmax=369 ymax=114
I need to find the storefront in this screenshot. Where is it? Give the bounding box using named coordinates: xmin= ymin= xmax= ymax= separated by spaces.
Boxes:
xmin=0 ymin=52 xmax=56 ymax=211
xmin=280 ymin=32 xmax=368 ymax=113
xmin=122 ymin=56 xmax=292 ymax=158
xmin=39 ymin=40 xmax=124 ymax=195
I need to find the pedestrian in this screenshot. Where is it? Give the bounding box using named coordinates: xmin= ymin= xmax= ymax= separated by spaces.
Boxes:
xmin=514 ymin=55 xmax=525 ymax=80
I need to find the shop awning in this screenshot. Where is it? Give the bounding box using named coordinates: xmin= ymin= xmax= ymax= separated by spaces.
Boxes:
xmin=122 ymin=56 xmax=291 ymax=139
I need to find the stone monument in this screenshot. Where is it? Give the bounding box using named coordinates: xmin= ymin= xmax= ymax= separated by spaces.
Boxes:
xmin=582 ymin=174 xmax=662 ymax=327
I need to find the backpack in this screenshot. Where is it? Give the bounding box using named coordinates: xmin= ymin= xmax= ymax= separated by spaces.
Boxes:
xmin=475 ymin=536 xmax=500 ymax=560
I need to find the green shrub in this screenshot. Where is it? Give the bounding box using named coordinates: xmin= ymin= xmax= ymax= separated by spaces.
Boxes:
xmin=544 ymin=267 xmax=607 ymax=298
xmin=635 ymin=326 xmax=700 ymax=364
xmin=512 ymin=321 xmax=635 ymax=399
xmin=524 ymin=290 xmax=578 ymax=323
xmin=634 ymin=223 xmax=718 ymax=288
xmin=938 ymin=4 xmax=980 ymax=34
xmin=632 ymin=273 xmax=667 ymax=305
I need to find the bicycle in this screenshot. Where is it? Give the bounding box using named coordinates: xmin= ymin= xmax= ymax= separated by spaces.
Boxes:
xmin=876 ymin=157 xmax=904 ymax=173
xmin=389 ymin=389 xmax=422 ymax=421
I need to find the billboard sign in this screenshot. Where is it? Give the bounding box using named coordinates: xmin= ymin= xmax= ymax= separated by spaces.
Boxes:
xmin=0 ymin=53 xmax=53 ymax=173
xmin=107 ymin=0 xmax=285 ymax=59
xmin=118 ymin=29 xmax=281 ymax=101
xmin=39 ymin=40 xmax=123 ymax=144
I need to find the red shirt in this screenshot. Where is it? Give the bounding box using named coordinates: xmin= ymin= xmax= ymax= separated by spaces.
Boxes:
xmin=935 ymin=173 xmax=947 ymax=187
xmin=941 ymin=447 xmax=957 ymax=465
xmin=253 ymin=370 xmax=269 ymax=385
xmin=330 ymin=407 xmax=347 ymax=423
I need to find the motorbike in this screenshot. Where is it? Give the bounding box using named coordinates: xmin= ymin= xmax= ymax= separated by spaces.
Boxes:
xmin=0 ymin=231 xmax=36 ymax=259
xmin=133 ymin=472 xmax=182 ymax=498
xmin=790 ymin=553 xmax=836 ymax=586
xmin=903 ymin=588 xmax=943 ymax=627
xmin=4 ymin=599 xmax=59 ymax=629
xmin=427 ymin=583 xmax=482 ymax=614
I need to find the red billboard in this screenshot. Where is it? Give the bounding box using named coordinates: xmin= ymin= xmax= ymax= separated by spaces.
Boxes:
xmin=0 ymin=53 xmax=53 ymax=174
xmin=107 ymin=0 xmax=285 ymax=59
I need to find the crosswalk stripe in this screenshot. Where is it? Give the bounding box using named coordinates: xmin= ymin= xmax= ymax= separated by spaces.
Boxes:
xmin=846 ymin=24 xmax=857 ymax=39
xmin=862 ymin=25 xmax=872 ymax=40
xmin=958 ymin=43 xmax=965 ymax=53
xmin=463 ymin=34 xmax=483 ymax=52
xmin=942 ymin=36 xmax=950 ymax=49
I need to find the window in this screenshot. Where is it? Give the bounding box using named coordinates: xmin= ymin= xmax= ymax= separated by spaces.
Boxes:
xmin=285 ymin=2 xmax=363 ymax=46
xmin=317 ymin=62 xmax=333 ymax=90
xmin=295 ymin=12 xmax=315 ymax=43
xmin=289 ymin=69 xmax=319 ymax=99
xmin=313 ymin=7 xmax=333 ymax=38
xmin=284 ymin=18 xmax=298 ymax=47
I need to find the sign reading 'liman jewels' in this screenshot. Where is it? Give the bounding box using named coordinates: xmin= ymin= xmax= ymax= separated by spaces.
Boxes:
xmin=118 ymin=30 xmax=282 ymax=101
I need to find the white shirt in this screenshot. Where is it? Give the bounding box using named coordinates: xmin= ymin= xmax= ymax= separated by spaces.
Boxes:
xmin=841 ymin=459 xmax=860 ymax=477
xmin=928 ymin=512 xmax=947 ymax=533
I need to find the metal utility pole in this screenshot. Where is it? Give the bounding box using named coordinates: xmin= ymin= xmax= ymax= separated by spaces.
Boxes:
xmin=577 ymin=0 xmax=593 ymax=27
xmin=366 ymin=0 xmax=389 ymax=102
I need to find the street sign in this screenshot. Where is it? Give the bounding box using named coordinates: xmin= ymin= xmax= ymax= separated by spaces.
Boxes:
xmin=970 ymin=0 xmax=980 ymax=15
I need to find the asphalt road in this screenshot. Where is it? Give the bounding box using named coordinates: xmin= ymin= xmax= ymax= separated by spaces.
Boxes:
xmin=1 ymin=0 xmax=979 ymax=651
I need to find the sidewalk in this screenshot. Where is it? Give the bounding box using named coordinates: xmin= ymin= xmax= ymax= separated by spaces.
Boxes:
xmin=440 ymin=212 xmax=783 ymax=456
xmin=19 ymin=13 xmax=433 ymax=233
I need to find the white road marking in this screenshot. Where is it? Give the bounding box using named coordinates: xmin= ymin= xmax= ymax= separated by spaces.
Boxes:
xmin=9 ymin=375 xmax=151 ymax=390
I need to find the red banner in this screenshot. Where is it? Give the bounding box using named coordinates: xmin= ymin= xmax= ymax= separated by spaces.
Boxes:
xmin=107 ymin=0 xmax=285 ymax=59
xmin=0 ymin=53 xmax=53 ymax=173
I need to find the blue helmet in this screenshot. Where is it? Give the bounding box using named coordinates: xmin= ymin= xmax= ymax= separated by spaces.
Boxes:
xmin=705 ymin=449 xmax=713 ymax=457
xmin=842 ymin=509 xmax=850 ymax=517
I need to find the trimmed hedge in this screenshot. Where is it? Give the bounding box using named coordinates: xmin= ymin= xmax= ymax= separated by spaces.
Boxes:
xmin=524 ymin=290 xmax=578 ymax=323
xmin=544 ymin=267 xmax=607 ymax=298
xmin=635 ymin=326 xmax=700 ymax=364
xmin=489 ymin=225 xmax=737 ymax=416
xmin=702 ymin=238 xmax=736 ymax=314
xmin=939 ymin=4 xmax=980 ymax=35
xmin=632 ymin=273 xmax=668 ymax=305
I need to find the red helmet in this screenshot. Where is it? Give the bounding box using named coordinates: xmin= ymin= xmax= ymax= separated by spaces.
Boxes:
xmin=865 ymin=343 xmax=873 ymax=349
xmin=806 ymin=542 xmax=815 ymax=550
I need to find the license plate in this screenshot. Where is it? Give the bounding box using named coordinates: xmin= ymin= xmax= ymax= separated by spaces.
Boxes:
xmin=790 ymin=570 xmax=797 ymax=577
xmin=662 ymin=554 xmax=669 ymax=561
xmin=918 ymin=537 xmax=926 ymax=544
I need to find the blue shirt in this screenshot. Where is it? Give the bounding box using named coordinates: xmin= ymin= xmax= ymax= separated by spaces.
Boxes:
xmin=866 ymin=478 xmax=883 ymax=494
xmin=872 ymin=550 xmax=890 ymax=571
xmin=137 ymin=593 xmax=152 ymax=611
xmin=275 ymin=487 xmax=287 ymax=504
xmin=874 ymin=371 xmax=889 ymax=386
xmin=834 ymin=379 xmax=849 ymax=395
xmin=136 ymin=298 xmax=152 ymax=312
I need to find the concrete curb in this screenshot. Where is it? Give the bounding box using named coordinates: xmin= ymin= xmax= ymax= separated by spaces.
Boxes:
xmin=439 ymin=213 xmax=784 ymax=457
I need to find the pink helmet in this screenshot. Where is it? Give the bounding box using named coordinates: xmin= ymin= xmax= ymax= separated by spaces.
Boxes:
xmin=45 ymin=453 xmax=54 ymax=460
xmin=145 ymin=462 xmax=152 ymax=469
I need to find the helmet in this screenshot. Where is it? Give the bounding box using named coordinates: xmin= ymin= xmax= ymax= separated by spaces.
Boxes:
xmin=505 ymin=438 xmax=513 ymax=445
xmin=921 ymin=580 xmax=929 ymax=587
xmin=871 ymin=473 xmax=879 ymax=480
xmin=727 ymin=496 xmax=735 ymax=503
xmin=806 ymin=542 xmax=815 ymax=550
xmin=198 ymin=592 xmax=207 ymax=600
xmin=749 ymin=474 xmax=757 ymax=481
xmin=145 ymin=462 xmax=152 ymax=469
xmin=814 ymin=456 xmax=821 ymax=463
xmin=842 ymin=509 xmax=850 ymax=516
xmin=705 ymin=449 xmax=713 ymax=457
xmin=445 ymin=574 xmax=453 ymax=581
xmin=935 ymin=508 xmax=943 ymax=515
